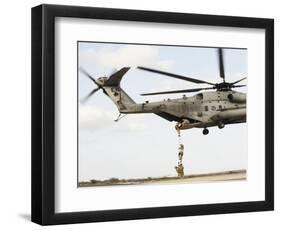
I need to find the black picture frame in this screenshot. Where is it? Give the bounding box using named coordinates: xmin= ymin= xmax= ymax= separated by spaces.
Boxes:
xmin=31 ymin=4 xmax=274 ymax=225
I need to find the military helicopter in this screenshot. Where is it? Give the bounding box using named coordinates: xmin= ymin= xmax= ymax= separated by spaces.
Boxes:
xmin=80 ymin=48 xmax=246 ymax=135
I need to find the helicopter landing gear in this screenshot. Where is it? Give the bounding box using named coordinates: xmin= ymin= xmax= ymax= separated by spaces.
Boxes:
xmin=218 ymin=122 xmax=225 ymax=129
xmin=203 ymin=128 xmax=209 ymax=135
xmin=114 ymin=113 xmax=127 ymax=122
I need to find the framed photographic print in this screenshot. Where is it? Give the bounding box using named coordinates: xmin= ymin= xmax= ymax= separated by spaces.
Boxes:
xmin=31 ymin=4 xmax=274 ymax=225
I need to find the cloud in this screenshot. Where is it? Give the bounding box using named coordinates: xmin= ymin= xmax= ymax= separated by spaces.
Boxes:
xmin=119 ymin=116 xmax=147 ymax=132
xmin=79 ymin=105 xmax=114 ymax=130
xmin=79 ymin=45 xmax=173 ymax=70
xmin=79 ymin=105 xmax=147 ymax=132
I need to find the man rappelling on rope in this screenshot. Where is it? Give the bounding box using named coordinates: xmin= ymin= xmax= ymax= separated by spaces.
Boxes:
xmin=175 ymin=126 xmax=185 ymax=178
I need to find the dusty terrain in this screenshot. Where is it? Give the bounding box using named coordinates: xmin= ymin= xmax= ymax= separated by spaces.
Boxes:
xmin=79 ymin=169 xmax=246 ymax=187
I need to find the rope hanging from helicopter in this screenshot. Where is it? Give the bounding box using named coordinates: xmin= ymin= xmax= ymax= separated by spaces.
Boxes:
xmin=175 ymin=125 xmax=185 ymax=177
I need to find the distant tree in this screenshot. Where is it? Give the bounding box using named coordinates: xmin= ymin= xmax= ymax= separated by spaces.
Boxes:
xmin=90 ymin=179 xmax=100 ymax=184
xmin=108 ymin=178 xmax=119 ymax=183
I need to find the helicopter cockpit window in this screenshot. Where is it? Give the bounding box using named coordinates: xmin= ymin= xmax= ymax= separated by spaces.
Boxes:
xmin=196 ymin=93 xmax=203 ymax=100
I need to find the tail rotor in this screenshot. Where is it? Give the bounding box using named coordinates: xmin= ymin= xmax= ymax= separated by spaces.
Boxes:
xmin=79 ymin=67 xmax=102 ymax=103
xmin=79 ymin=67 xmax=131 ymax=103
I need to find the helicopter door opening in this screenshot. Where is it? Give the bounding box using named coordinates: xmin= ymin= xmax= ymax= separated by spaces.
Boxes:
xmin=196 ymin=93 xmax=203 ymax=100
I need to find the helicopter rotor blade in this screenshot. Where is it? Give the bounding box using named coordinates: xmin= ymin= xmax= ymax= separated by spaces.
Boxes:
xmin=218 ymin=48 xmax=225 ymax=82
xmin=230 ymin=77 xmax=247 ymax=85
xmin=140 ymin=86 xmax=215 ymax=96
xmin=79 ymin=67 xmax=99 ymax=86
xmin=81 ymin=87 xmax=100 ymax=103
xmin=231 ymin=84 xmax=246 ymax=88
xmin=137 ymin=66 xmax=216 ymax=86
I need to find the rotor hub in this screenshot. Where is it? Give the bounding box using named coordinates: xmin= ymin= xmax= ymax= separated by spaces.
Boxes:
xmin=96 ymin=77 xmax=108 ymax=86
xmin=215 ymin=82 xmax=232 ymax=91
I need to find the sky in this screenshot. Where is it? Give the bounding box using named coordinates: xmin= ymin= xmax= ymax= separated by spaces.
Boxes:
xmin=78 ymin=42 xmax=247 ymax=181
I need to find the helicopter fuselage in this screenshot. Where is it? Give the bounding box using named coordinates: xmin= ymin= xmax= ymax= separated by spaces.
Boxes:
xmin=119 ymin=90 xmax=246 ymax=130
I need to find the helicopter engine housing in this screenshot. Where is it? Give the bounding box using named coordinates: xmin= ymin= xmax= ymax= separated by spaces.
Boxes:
xmin=227 ymin=93 xmax=246 ymax=103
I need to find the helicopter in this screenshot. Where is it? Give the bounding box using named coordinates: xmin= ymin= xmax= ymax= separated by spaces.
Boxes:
xmin=80 ymin=48 xmax=246 ymax=135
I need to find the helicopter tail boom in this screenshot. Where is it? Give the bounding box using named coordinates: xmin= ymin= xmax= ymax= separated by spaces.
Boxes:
xmin=102 ymin=85 xmax=136 ymax=111
xmin=101 ymin=67 xmax=136 ymax=111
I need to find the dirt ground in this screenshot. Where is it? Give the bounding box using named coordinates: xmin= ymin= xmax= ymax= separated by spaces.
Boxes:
xmin=145 ymin=170 xmax=246 ymax=185
xmin=79 ymin=170 xmax=247 ymax=187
